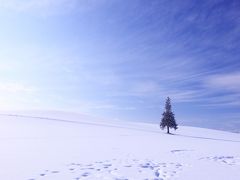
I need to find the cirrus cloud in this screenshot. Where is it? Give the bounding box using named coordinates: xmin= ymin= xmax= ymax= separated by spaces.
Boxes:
xmin=0 ymin=82 xmax=36 ymax=93
xmin=0 ymin=0 xmax=108 ymax=16
xmin=205 ymin=72 xmax=240 ymax=92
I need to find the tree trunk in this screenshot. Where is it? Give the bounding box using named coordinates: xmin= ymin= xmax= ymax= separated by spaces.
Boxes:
xmin=167 ymin=126 xmax=170 ymax=134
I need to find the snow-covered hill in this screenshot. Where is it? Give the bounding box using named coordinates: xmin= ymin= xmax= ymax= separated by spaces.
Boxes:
xmin=0 ymin=111 xmax=239 ymax=180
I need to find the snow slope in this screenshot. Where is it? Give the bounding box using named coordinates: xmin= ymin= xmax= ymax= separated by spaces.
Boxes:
xmin=0 ymin=111 xmax=239 ymax=180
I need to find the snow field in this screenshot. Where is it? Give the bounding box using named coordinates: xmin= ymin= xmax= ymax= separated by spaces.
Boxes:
xmin=0 ymin=112 xmax=239 ymax=180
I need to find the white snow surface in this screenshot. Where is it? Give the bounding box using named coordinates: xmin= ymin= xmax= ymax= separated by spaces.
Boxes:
xmin=0 ymin=111 xmax=239 ymax=180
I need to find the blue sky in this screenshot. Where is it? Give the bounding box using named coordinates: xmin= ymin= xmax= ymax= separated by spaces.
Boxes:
xmin=0 ymin=0 xmax=240 ymax=131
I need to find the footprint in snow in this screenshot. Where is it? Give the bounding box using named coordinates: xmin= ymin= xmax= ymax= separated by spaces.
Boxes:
xmin=29 ymin=159 xmax=185 ymax=179
xmin=200 ymin=156 xmax=240 ymax=166
xmin=81 ymin=172 xmax=90 ymax=177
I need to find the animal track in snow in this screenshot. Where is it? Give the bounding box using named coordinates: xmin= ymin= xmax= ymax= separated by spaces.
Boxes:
xmin=28 ymin=159 xmax=185 ymax=180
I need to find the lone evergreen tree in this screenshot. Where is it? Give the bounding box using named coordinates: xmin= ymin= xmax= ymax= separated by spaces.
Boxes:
xmin=160 ymin=97 xmax=178 ymax=134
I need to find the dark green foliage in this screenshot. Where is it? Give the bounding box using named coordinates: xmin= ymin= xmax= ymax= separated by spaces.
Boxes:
xmin=160 ymin=97 xmax=178 ymax=134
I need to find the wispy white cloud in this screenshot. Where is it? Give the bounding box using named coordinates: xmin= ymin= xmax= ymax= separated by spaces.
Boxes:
xmin=0 ymin=0 xmax=70 ymax=14
xmin=0 ymin=82 xmax=36 ymax=93
xmin=0 ymin=82 xmax=40 ymax=110
xmin=130 ymin=81 xmax=160 ymax=95
xmin=89 ymin=104 xmax=136 ymax=111
xmin=199 ymin=95 xmax=240 ymax=107
xmin=198 ymin=72 xmax=240 ymax=107
xmin=62 ymin=99 xmax=137 ymax=112
xmin=205 ymin=72 xmax=240 ymax=92
xmin=0 ymin=0 xmax=107 ymax=16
